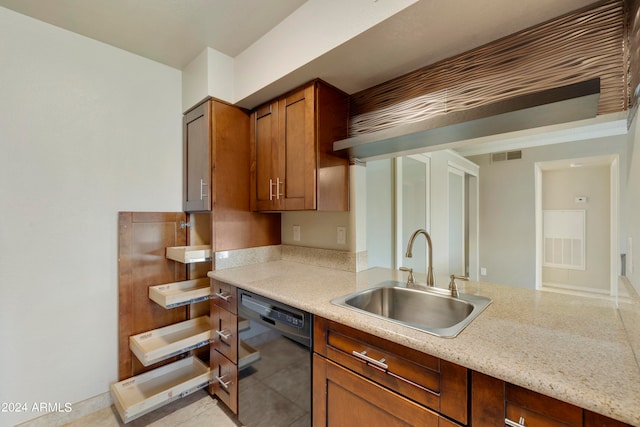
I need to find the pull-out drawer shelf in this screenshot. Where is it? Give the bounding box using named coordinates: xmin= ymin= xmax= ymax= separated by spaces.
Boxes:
xmin=130 ymin=316 xmax=211 ymax=366
xmin=165 ymin=245 xmax=211 ymax=263
xmin=148 ymin=278 xmax=211 ymax=308
xmin=111 ymin=356 xmax=210 ymax=423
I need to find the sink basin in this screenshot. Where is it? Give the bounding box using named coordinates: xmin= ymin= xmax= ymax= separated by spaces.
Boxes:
xmin=331 ymin=280 xmax=491 ymax=338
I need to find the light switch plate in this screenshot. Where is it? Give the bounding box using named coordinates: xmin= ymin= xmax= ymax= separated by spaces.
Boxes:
xmin=293 ymin=225 xmax=301 ymax=241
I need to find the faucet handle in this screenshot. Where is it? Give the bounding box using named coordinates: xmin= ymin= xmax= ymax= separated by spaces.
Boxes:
xmin=449 ymin=275 xmax=469 ymax=297
xmin=400 ymin=267 xmax=415 ymax=285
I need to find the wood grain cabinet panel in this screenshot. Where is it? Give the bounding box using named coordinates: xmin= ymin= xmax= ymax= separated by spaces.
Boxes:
xmin=209 ymin=280 xmax=239 ymax=415
xmin=313 ymin=316 xmax=468 ymax=426
xmin=183 ymin=99 xmax=281 ymax=250
xmin=250 ymin=79 xmax=349 ymax=212
xmin=471 ymin=371 xmax=632 ymax=427
xmin=313 ymin=355 xmax=442 ymax=427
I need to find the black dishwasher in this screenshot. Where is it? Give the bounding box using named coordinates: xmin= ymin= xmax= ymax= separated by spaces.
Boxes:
xmin=237 ymin=289 xmax=312 ymax=427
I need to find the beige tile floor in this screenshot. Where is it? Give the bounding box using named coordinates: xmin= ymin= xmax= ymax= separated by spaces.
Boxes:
xmin=61 ymin=390 xmax=241 ymax=427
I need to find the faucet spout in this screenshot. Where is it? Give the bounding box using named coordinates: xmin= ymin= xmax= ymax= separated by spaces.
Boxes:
xmin=405 ymin=229 xmax=435 ymax=287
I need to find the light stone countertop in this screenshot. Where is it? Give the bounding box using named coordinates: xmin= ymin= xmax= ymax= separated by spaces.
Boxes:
xmin=208 ymin=260 xmax=640 ymax=425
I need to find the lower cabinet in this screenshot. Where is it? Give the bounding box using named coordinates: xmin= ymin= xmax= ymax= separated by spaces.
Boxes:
xmin=471 ymin=371 xmax=632 ymax=427
xmin=313 ymin=355 xmax=445 ymax=426
xmin=313 ymin=316 xmax=466 ymax=426
xmin=209 ymin=280 xmax=239 ymax=414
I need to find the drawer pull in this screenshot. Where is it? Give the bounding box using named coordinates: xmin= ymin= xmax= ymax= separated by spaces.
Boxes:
xmin=215 ymin=375 xmax=231 ymax=390
xmin=505 ymin=417 xmax=526 ymax=427
xmin=215 ymin=292 xmax=231 ymax=302
xmin=215 ymin=329 xmax=231 ymax=340
xmin=352 ymin=350 xmax=388 ymax=370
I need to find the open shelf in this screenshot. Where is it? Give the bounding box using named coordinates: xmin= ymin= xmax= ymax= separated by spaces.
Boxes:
xmin=111 ymin=356 xmax=210 ymax=424
xmin=130 ymin=316 xmax=211 ymax=367
xmin=148 ymin=278 xmax=210 ymax=309
xmin=165 ymin=245 xmax=211 ymax=264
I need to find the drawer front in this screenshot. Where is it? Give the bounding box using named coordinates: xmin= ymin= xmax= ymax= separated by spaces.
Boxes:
xmin=211 ymin=280 xmax=237 ymax=314
xmin=211 ymin=304 xmax=238 ymax=362
xmin=505 ymin=383 xmax=582 ymax=427
xmin=314 ymin=355 xmax=441 ymax=427
xmin=314 ymin=317 xmax=468 ymax=425
xmin=209 ymin=350 xmax=238 ymax=414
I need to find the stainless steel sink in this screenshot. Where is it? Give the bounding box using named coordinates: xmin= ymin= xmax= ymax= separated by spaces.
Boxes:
xmin=331 ymin=280 xmax=491 ymax=338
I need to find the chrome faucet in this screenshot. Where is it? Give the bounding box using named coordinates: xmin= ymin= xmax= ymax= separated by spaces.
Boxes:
xmin=405 ymin=229 xmax=434 ymax=287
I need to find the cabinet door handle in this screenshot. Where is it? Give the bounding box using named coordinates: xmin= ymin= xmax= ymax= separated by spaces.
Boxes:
xmin=199 ymin=179 xmax=208 ymax=200
xmin=214 ymin=375 xmax=231 ymax=390
xmin=214 ymin=291 xmax=231 ymax=302
xmin=269 ymin=179 xmax=275 ymax=201
xmin=505 ymin=417 xmax=526 ymax=427
xmin=276 ymin=177 xmax=284 ymax=199
xmin=352 ymin=350 xmax=388 ymax=370
xmin=215 ymin=329 xmax=231 ymax=340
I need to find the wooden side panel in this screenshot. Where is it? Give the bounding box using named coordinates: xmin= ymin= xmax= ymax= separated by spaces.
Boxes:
xmin=213 ymin=100 xmax=281 ymax=250
xmin=118 ymin=212 xmax=188 ymax=380
xmin=471 ymin=371 xmax=505 ymax=427
xmin=316 ymin=80 xmax=350 ymax=211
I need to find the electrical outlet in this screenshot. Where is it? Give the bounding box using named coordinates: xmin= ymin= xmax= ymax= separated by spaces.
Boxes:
xmin=337 ymin=227 xmax=346 ymax=245
xmin=480 ymin=267 xmax=487 ymax=276
xmin=293 ymin=225 xmax=301 ymax=242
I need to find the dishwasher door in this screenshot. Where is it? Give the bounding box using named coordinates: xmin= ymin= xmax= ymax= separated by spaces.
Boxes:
xmin=237 ymin=289 xmax=312 ymax=427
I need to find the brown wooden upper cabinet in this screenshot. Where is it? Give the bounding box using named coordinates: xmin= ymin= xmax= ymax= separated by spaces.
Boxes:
xmin=250 ymin=79 xmax=350 ymax=211
xmin=183 ymin=99 xmax=249 ymax=213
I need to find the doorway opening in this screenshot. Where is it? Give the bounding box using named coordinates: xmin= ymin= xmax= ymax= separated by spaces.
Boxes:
xmin=534 ymin=155 xmax=619 ymax=298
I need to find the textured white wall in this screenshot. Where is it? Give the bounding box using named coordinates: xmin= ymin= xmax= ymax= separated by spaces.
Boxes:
xmin=0 ymin=7 xmax=182 ymax=425
xmin=233 ymin=0 xmax=416 ymax=103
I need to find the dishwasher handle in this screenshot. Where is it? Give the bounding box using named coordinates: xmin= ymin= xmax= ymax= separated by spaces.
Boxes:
xmin=241 ymin=294 xmax=273 ymax=317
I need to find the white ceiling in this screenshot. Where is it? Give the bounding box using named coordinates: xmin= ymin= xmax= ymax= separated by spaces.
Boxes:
xmin=0 ymin=0 xmax=598 ymax=106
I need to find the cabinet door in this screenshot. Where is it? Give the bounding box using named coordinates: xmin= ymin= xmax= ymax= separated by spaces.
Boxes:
xmin=280 ymin=83 xmax=316 ymax=210
xmin=313 ymin=355 xmax=440 ymax=427
xmin=314 ymin=316 xmax=468 ymax=424
xmin=250 ymin=101 xmax=280 ymax=211
xmin=183 ymin=102 xmax=211 ymax=212
xmin=472 ymin=371 xmax=583 ymax=426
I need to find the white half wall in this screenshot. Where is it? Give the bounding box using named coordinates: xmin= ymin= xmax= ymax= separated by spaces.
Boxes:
xmin=0 ymin=7 xmax=182 ymax=425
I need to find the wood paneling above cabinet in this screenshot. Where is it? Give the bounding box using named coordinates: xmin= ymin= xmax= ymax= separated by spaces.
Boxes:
xmin=250 ymin=79 xmax=350 ymax=212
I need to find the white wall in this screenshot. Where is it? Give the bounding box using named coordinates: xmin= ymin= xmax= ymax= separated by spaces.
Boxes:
xmin=366 ymin=159 xmax=394 ymax=268
xmin=0 ymin=8 xmax=182 ymax=425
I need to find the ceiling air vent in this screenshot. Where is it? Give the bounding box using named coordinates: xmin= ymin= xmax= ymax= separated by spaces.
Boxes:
xmin=491 ymin=150 xmax=522 ymax=163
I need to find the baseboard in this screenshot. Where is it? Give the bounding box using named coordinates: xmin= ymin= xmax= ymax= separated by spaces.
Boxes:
xmin=15 ymin=391 xmax=112 ymax=427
